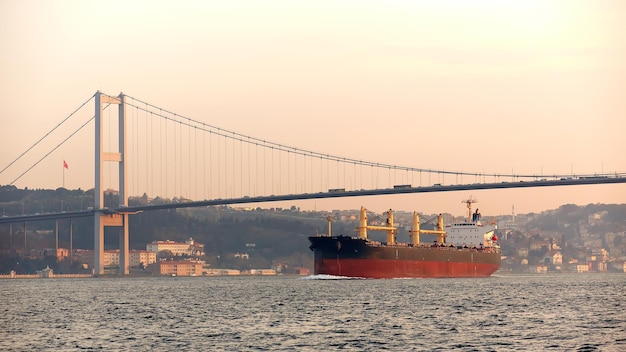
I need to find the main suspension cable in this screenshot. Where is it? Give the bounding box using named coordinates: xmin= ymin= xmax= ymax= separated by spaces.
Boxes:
xmin=0 ymin=93 xmax=95 ymax=176
xmin=10 ymin=116 xmax=95 ymax=185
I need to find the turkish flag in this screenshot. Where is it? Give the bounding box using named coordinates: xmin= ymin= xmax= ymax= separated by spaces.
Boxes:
xmin=63 ymin=160 xmax=69 ymax=169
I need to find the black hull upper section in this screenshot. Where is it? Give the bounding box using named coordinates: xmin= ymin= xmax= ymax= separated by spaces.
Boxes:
xmin=309 ymin=236 xmax=500 ymax=264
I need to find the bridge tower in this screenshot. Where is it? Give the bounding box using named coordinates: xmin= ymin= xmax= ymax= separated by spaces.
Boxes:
xmin=94 ymin=91 xmax=129 ymax=275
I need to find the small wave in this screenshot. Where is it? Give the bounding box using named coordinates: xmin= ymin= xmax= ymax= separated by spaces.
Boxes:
xmin=302 ymin=274 xmax=427 ymax=280
xmin=301 ymin=274 xmax=364 ymax=280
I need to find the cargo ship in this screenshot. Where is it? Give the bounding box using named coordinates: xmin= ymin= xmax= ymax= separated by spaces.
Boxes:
xmin=308 ymin=198 xmax=500 ymax=278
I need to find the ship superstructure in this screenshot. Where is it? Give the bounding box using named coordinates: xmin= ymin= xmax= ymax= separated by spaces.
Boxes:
xmin=446 ymin=197 xmax=498 ymax=248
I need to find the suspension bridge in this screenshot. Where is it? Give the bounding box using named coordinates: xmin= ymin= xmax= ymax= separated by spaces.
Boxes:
xmin=1 ymin=91 xmax=625 ymax=275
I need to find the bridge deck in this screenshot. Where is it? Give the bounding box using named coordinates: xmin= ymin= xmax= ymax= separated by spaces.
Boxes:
xmin=1 ymin=176 xmax=625 ymax=224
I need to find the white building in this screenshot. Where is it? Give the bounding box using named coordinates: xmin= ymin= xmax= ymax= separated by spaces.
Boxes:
xmin=571 ymin=264 xmax=590 ymax=273
xmin=104 ymin=250 xmax=120 ymax=267
xmin=100 ymin=250 xmax=157 ymax=268
xmin=131 ymin=250 xmax=157 ymax=268
xmin=146 ymin=238 xmax=205 ymax=256
xmin=206 ymin=269 xmax=241 ymax=276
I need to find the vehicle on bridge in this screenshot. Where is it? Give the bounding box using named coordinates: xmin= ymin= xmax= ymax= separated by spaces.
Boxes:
xmin=578 ymin=176 xmax=609 ymax=180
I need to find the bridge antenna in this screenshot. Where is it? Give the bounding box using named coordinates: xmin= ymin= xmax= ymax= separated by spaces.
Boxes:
xmin=326 ymin=215 xmax=333 ymax=237
xmin=462 ymin=196 xmax=478 ymax=221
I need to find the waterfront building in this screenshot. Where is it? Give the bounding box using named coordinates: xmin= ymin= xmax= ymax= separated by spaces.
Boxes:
xmin=589 ymin=261 xmax=608 ymax=272
xmin=571 ymin=263 xmax=590 ymax=273
xmin=146 ymin=238 xmax=205 ymax=256
xmin=73 ymin=249 xmax=94 ymax=266
xmin=205 ymin=268 xmax=241 ymax=276
xmin=529 ymin=265 xmax=548 ymax=274
xmin=151 ymin=260 xmax=204 ymax=276
xmin=104 ymin=250 xmax=120 ymax=267
xmin=543 ymin=250 xmax=563 ymax=265
xmin=293 ymin=267 xmax=311 ymax=276
xmin=130 ymin=250 xmax=157 ymax=268
xmin=591 ymin=248 xmax=609 ymax=262
xmin=71 ymin=249 xmax=156 ymax=269
xmin=30 ymin=248 xmax=70 ymax=261
xmin=530 ymin=240 xmax=551 ymax=251
xmin=250 ymin=269 xmax=277 ymax=275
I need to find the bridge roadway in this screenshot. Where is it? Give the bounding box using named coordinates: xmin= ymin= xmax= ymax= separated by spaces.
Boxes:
xmin=1 ymin=176 xmax=625 ymax=224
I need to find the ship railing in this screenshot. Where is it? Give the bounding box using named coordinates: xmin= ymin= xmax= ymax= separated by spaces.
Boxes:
xmin=364 ymin=241 xmax=500 ymax=252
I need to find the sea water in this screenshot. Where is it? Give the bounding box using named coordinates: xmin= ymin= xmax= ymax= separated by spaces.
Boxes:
xmin=0 ymin=273 xmax=624 ymax=351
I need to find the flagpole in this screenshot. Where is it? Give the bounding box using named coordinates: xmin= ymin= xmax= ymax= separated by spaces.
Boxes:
xmin=62 ymin=160 xmax=69 ymax=188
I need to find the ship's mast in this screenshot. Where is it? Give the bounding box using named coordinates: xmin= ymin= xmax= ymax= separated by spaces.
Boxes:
xmin=409 ymin=212 xmax=446 ymax=244
xmin=409 ymin=212 xmax=420 ymax=245
xmin=326 ymin=215 xmax=333 ymax=237
xmin=356 ymin=207 xmax=397 ymax=244
xmin=462 ymin=196 xmax=478 ymax=221
xmin=357 ymin=207 xmax=447 ymax=245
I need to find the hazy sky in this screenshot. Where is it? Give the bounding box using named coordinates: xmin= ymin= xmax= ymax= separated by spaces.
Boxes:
xmin=1 ymin=0 xmax=624 ymax=216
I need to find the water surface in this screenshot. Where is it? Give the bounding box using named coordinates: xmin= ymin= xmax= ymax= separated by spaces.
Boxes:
xmin=1 ymin=273 xmax=624 ymax=351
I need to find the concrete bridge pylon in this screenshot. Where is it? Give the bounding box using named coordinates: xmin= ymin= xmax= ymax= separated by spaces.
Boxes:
xmin=94 ymin=91 xmax=129 ymax=275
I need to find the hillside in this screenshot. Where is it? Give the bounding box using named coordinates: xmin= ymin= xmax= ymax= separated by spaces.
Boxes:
xmin=1 ymin=185 xmax=624 ymax=273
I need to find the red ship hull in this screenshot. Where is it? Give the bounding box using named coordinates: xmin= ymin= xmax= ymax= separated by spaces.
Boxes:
xmin=315 ymin=258 xmax=499 ymax=278
xmin=309 ymin=235 xmax=500 ymax=279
